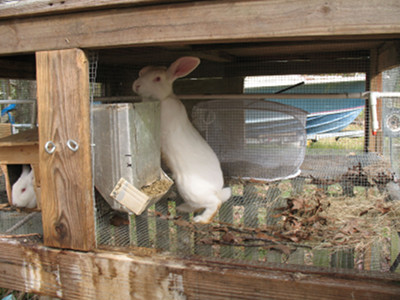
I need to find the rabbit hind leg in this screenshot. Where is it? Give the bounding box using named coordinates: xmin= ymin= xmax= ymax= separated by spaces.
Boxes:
xmin=193 ymin=202 xmax=221 ymax=224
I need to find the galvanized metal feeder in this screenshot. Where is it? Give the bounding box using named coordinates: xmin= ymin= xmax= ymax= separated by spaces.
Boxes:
xmin=92 ymin=102 xmax=172 ymax=214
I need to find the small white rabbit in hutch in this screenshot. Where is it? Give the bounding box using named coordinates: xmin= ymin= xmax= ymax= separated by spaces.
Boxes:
xmin=133 ymin=56 xmax=231 ymax=223
xmin=11 ymin=165 xmax=36 ymax=208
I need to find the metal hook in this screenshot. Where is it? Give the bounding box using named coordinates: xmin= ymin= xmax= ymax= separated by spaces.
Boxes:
xmin=67 ymin=139 xmax=79 ymax=152
xmin=44 ymin=141 xmax=56 ymax=154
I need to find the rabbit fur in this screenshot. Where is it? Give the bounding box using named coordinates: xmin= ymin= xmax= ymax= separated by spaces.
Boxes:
xmin=11 ymin=165 xmax=36 ymax=208
xmin=133 ymin=56 xmax=231 ymax=223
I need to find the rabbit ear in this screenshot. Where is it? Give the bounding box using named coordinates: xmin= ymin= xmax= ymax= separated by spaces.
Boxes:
xmin=21 ymin=164 xmax=30 ymax=175
xmin=139 ymin=66 xmax=153 ymax=77
xmin=167 ymin=57 xmax=200 ymax=81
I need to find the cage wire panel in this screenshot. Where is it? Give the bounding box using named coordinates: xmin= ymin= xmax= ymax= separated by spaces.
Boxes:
xmin=90 ymin=52 xmax=400 ymax=273
xmin=383 ymin=66 xmax=400 ymax=179
xmin=0 ymin=79 xmax=37 ymax=130
xmin=0 ymin=79 xmax=41 ymax=243
xmin=192 ymin=99 xmax=307 ymax=181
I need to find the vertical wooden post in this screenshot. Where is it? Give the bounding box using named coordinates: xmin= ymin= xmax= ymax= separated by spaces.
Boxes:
xmin=36 ymin=49 xmax=95 ymax=251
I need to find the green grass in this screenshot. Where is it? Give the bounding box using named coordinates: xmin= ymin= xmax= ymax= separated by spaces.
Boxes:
xmin=307 ymin=122 xmax=365 ymax=151
xmin=307 ymin=136 xmax=364 ymax=151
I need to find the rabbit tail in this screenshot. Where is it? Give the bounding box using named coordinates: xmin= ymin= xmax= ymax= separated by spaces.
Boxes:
xmin=218 ymin=187 xmax=231 ymax=203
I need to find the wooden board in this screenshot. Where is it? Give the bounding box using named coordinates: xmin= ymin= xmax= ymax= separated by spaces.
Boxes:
xmin=0 ymin=128 xmax=38 ymax=146
xmin=0 ymin=145 xmax=38 ymax=165
xmin=36 ymin=49 xmax=95 ymax=251
xmin=0 ymin=238 xmax=399 ymax=299
xmin=0 ymin=0 xmax=399 ymax=55
xmin=0 ymin=0 xmax=170 ymax=18
xmin=0 ymin=123 xmax=11 ymax=139
xmin=0 ymin=129 xmax=39 ymax=165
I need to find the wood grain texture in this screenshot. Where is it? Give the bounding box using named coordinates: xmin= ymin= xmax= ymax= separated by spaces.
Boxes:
xmin=0 ymin=127 xmax=38 ymax=164
xmin=36 ymin=49 xmax=95 ymax=251
xmin=0 ymin=238 xmax=399 ymax=300
xmin=0 ymin=0 xmax=171 ymax=19
xmin=0 ymin=0 xmax=399 ymax=55
xmin=0 ymin=128 xmax=38 ymax=146
xmin=0 ymin=145 xmax=38 ymax=164
xmin=0 ymin=123 xmax=11 ymax=138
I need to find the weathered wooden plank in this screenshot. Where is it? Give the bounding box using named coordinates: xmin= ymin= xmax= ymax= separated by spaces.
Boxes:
xmin=0 ymin=145 xmax=38 ymax=164
xmin=0 ymin=0 xmax=173 ymax=19
xmin=0 ymin=238 xmax=399 ymax=299
xmin=222 ymin=41 xmax=381 ymax=58
xmin=0 ymin=123 xmax=11 ymax=138
xmin=225 ymin=57 xmax=370 ymax=77
xmin=0 ymin=129 xmax=39 ymax=165
xmin=36 ymin=49 xmax=95 ymax=251
xmin=0 ymin=0 xmax=399 ymax=55
xmin=0 ymin=128 xmax=38 ymax=146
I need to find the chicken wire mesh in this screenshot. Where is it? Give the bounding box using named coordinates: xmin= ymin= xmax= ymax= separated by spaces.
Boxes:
xmin=90 ymin=50 xmax=399 ymax=273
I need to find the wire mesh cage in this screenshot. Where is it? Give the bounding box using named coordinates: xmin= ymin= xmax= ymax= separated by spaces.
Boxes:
xmin=91 ymin=52 xmax=400 ymax=273
xmin=0 ymin=49 xmax=398 ymax=275
xmin=192 ymin=99 xmax=307 ymax=181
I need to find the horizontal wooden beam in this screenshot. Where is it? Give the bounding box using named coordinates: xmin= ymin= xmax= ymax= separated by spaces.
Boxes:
xmin=0 ymin=238 xmax=399 ymax=299
xmin=208 ymin=41 xmax=381 ymax=59
xmin=0 ymin=0 xmax=399 ymax=55
xmin=0 ymin=0 xmax=171 ymax=19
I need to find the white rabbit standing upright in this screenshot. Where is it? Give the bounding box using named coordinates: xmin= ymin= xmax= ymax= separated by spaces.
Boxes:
xmin=133 ymin=56 xmax=231 ymax=223
xmin=11 ymin=165 xmax=37 ymax=208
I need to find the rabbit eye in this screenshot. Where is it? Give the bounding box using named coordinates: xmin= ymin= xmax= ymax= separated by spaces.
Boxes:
xmin=153 ymin=76 xmax=161 ymax=82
